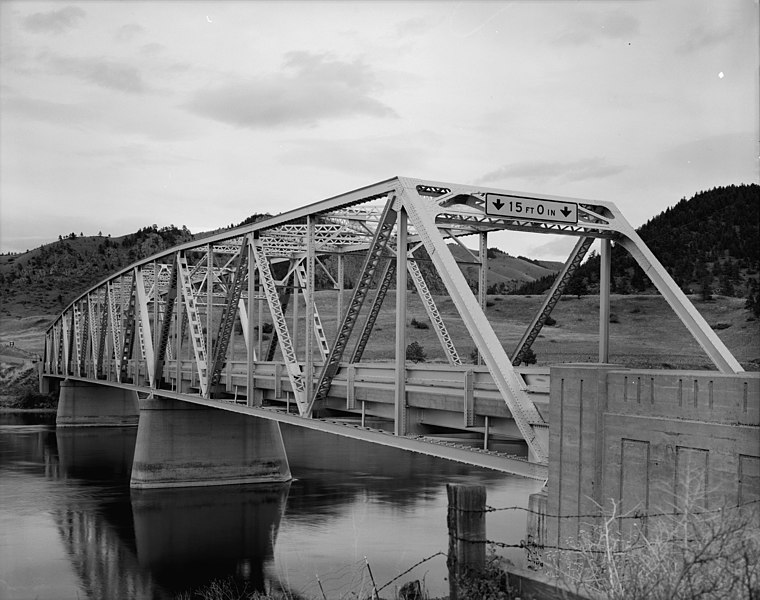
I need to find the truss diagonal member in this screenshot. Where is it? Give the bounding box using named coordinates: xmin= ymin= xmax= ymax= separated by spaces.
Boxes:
xmin=209 ymin=237 xmax=250 ymax=395
xmin=96 ymin=294 xmax=108 ymax=378
xmin=237 ymin=299 xmax=257 ymax=361
xmin=402 ymin=190 xmax=548 ymax=463
xmin=178 ymin=254 xmax=210 ymax=396
xmin=252 ymin=240 xmax=307 ymax=413
xmin=295 ymin=261 xmax=330 ymax=361
xmin=265 ymin=268 xmax=294 ymax=362
xmin=512 ymin=236 xmax=593 ymax=366
xmin=135 ymin=268 xmax=156 ymax=388
xmin=119 ymin=272 xmax=138 ymax=383
xmin=407 ymin=257 xmax=462 ymax=366
xmin=615 ymin=226 xmax=743 ymax=373
xmin=350 ymin=259 xmax=395 ymax=364
xmin=154 ymin=258 xmax=178 ymax=385
xmin=309 ymin=197 xmax=399 ymax=416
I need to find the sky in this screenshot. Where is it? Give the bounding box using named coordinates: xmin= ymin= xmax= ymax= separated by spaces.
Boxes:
xmin=1 ymin=0 xmax=757 ymax=260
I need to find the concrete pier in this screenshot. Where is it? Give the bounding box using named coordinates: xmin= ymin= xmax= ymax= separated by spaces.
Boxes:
xmin=56 ymin=380 xmax=140 ymax=427
xmin=130 ymin=397 xmax=292 ymax=489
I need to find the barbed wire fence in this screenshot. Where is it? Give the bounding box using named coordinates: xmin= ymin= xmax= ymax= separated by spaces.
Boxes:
xmin=269 ymin=496 xmax=759 ymax=599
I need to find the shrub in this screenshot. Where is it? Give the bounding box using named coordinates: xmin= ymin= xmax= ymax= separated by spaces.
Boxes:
xmin=410 ymin=317 xmax=429 ymax=330
xmin=406 ymin=341 xmax=426 ymax=363
xmin=522 ymin=347 xmax=537 ymax=365
xmin=261 ymin=322 xmax=273 ymax=334
xmin=544 ymin=316 xmax=556 ymax=326
xmin=548 ymin=495 xmax=760 ymax=600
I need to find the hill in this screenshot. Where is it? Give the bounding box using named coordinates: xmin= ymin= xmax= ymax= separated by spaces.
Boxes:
xmin=513 ymin=183 xmax=760 ymax=309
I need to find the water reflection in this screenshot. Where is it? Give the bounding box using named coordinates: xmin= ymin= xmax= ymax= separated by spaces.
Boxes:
xmin=1 ymin=414 xmax=539 ymax=600
xmin=132 ymin=484 xmax=289 ymax=594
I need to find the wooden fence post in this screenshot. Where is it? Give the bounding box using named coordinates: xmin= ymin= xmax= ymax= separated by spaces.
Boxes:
xmin=447 ymin=483 xmax=486 ymax=600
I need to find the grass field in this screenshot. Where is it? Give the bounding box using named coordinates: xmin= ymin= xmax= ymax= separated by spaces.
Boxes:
xmin=1 ymin=292 xmax=757 ymax=372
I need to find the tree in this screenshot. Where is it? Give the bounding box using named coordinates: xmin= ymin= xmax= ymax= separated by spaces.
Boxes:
xmin=566 ymin=275 xmax=587 ymax=299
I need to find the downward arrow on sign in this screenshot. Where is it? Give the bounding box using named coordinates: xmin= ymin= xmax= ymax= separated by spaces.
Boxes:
xmin=561 ymin=207 xmax=572 ymax=217
xmin=493 ymin=199 xmax=504 ymax=210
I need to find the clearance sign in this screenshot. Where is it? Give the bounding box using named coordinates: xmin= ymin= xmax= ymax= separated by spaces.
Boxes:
xmin=485 ymin=193 xmax=578 ymax=224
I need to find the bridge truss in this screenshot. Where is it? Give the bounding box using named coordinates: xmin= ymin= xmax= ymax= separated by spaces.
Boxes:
xmin=42 ymin=177 xmax=743 ymax=476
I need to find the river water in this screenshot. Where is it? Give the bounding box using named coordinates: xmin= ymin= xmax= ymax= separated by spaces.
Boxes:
xmin=0 ymin=413 xmax=542 ymax=600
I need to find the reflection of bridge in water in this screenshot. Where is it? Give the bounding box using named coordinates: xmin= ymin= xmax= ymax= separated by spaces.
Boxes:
xmin=52 ymin=425 xmax=290 ymax=599
xmin=39 ymin=177 xmax=752 ymax=491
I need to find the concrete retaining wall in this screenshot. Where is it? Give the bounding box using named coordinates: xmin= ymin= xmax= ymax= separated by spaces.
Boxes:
xmin=547 ymin=364 xmax=760 ymax=548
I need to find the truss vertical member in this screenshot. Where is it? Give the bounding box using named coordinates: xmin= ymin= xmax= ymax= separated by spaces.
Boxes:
xmin=154 ymin=258 xmax=178 ymax=387
xmin=350 ymin=259 xmax=395 ymax=364
xmin=96 ymin=291 xmax=109 ymax=379
xmin=308 ymin=196 xmax=398 ymax=416
xmin=252 ymin=239 xmax=307 ymax=413
xmin=107 ymin=281 xmax=122 ymax=379
xmin=512 ymin=236 xmax=594 ymax=366
xmin=407 ymin=256 xmax=462 ymax=366
xmin=209 ymin=236 xmax=249 ymax=395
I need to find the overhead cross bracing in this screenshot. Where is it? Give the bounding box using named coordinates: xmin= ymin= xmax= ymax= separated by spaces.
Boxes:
xmin=42 ymin=176 xmax=744 ymax=477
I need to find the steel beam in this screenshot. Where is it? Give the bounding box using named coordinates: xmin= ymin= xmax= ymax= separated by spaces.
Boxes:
xmin=616 ymin=231 xmax=743 ymax=373
xmin=135 ymin=268 xmax=156 ymax=387
xmin=209 ymin=237 xmax=249 ymax=394
xmin=252 ymin=239 xmax=307 ymax=413
xmin=309 ymin=196 xmax=398 ymax=416
xmin=599 ymin=238 xmax=611 ymax=362
xmin=350 ymin=259 xmax=395 ymax=364
xmin=400 ymin=183 xmax=548 ymax=463
xmin=407 ymin=257 xmax=461 ymax=366
xmin=512 ymin=236 xmax=593 ymax=365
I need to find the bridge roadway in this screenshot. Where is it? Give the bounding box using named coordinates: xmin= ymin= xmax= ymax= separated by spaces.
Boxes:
xmin=41 ymin=176 xmax=744 ymax=488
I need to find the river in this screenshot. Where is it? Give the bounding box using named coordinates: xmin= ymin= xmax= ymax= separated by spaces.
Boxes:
xmin=0 ymin=413 xmax=542 ymax=600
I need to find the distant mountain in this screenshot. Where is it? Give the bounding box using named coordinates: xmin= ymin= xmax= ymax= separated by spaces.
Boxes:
xmin=553 ymin=184 xmax=760 ymax=311
xmin=0 ymin=225 xmax=194 ymax=317
xmin=448 ymin=245 xmax=562 ymax=295
xmin=2 ymin=184 xmax=756 ymax=321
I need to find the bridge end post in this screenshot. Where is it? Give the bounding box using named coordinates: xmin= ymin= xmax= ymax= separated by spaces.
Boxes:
xmin=130 ymin=397 xmax=292 ymax=489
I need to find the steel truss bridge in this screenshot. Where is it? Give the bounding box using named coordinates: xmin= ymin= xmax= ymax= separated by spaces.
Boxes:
xmin=41 ymin=177 xmax=743 ymax=480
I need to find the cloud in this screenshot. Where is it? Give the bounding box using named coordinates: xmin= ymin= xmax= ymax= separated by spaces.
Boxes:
xmin=44 ymin=54 xmax=146 ymax=93
xmin=279 ymin=133 xmax=432 ymax=176
xmin=116 ymin=23 xmax=144 ymax=42
xmin=555 ymin=9 xmax=639 ymax=45
xmin=676 ymin=26 xmax=733 ymax=54
xmin=477 ymin=158 xmax=626 ymax=185
xmin=22 ymin=6 xmax=85 ymax=34
xmin=185 ymin=51 xmax=396 ymax=128
xmin=1 ymin=95 xmax=91 ymax=125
